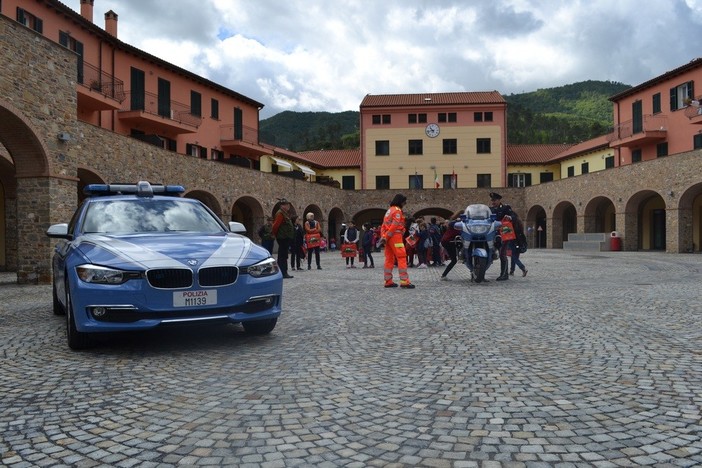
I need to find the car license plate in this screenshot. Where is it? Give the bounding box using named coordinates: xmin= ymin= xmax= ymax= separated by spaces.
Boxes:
xmin=173 ymin=290 xmax=217 ymax=307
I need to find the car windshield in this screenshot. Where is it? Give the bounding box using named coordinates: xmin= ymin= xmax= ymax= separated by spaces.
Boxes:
xmin=464 ymin=204 xmax=492 ymax=220
xmin=81 ymin=199 xmax=225 ymax=234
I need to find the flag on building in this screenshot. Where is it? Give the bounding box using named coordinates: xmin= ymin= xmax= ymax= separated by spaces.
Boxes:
xmin=434 ymin=168 xmax=440 ymax=189
xmin=451 ymin=170 xmax=457 ymax=189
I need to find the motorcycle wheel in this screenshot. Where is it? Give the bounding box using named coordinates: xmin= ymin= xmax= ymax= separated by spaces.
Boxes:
xmin=473 ymin=256 xmax=487 ymax=283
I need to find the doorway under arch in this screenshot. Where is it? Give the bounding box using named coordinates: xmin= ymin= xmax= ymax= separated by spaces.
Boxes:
xmin=626 ymin=190 xmax=666 ymax=250
xmin=526 ymin=205 xmax=547 ymax=248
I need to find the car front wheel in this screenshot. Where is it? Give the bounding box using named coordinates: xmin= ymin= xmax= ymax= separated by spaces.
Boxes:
xmin=242 ymin=318 xmax=277 ymax=335
xmin=65 ymin=281 xmax=92 ymax=350
xmin=52 ymin=281 xmax=65 ymax=316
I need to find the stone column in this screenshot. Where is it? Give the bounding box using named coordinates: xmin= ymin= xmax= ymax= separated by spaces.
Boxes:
xmin=4 ymin=196 xmax=18 ymax=271
xmin=620 ymin=211 xmax=637 ymax=252
xmin=547 ymin=216 xmax=560 ymax=249
xmin=669 ymin=207 xmax=691 ymax=253
xmin=16 ymin=176 xmax=77 ymax=284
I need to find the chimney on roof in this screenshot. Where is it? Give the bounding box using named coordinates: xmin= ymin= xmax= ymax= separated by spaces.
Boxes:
xmin=80 ymin=0 xmax=94 ymax=23
xmin=105 ymin=10 xmax=118 ymax=37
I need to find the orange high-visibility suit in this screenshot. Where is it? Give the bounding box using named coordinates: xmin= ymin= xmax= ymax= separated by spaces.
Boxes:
xmin=380 ymin=205 xmax=411 ymax=287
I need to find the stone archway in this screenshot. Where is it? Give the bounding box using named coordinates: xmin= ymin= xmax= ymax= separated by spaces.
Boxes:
xmin=551 ymin=201 xmax=577 ymax=249
xmin=302 ymin=204 xmax=324 ymax=224
xmin=352 ymin=207 xmax=386 ymax=230
xmin=526 ymin=205 xmax=547 ymax=249
xmin=625 ymin=190 xmax=666 ymax=251
xmin=679 ymin=182 xmax=702 ymax=252
xmin=411 ymin=207 xmax=454 ymax=222
xmin=0 ymin=154 xmax=17 ymax=271
xmin=0 ymin=101 xmax=72 ymax=283
xmin=185 ymin=190 xmax=223 ymax=218
xmin=584 ymin=196 xmax=616 ymax=234
xmin=327 ymin=207 xmax=345 ymax=244
xmin=233 ymin=196 xmax=265 ymax=239
xmin=76 ymin=167 xmax=106 ymax=203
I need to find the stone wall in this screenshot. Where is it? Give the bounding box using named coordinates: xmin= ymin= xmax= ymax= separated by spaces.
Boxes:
xmin=2 ymin=14 xmax=701 ymax=283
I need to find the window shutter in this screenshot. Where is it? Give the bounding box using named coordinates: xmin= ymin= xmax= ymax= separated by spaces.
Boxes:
xmin=234 ymin=108 xmax=243 ymax=140
xmin=75 ymin=41 xmax=84 ymax=84
xmin=670 ymin=87 xmax=677 ymax=111
xmin=59 ymin=31 xmax=69 ymax=47
xmin=191 ymin=91 xmax=202 ymax=117
xmin=689 ymin=81 xmax=695 ymax=100
xmin=35 ymin=17 xmax=43 ymax=33
xmin=200 ymin=147 xmax=207 ymax=159
xmin=525 ymin=174 xmax=532 ymax=186
xmin=211 ymin=98 xmax=219 ymax=119
xmin=186 ymin=143 xmax=193 ymax=156
xmin=507 ymin=174 xmax=515 ymax=187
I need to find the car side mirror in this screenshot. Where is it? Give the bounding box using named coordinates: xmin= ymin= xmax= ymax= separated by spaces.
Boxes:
xmin=46 ymin=223 xmax=71 ymax=239
xmin=228 ymin=221 xmax=246 ymax=234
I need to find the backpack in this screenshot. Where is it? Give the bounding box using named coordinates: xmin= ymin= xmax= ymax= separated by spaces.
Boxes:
xmin=517 ymin=232 xmax=528 ymax=253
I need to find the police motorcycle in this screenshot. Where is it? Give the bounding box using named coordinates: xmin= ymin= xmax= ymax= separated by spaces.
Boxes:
xmin=454 ymin=204 xmax=502 ymax=283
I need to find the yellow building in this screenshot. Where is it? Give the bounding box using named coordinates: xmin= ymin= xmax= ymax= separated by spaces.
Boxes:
xmin=506 ymin=136 xmax=614 ymax=186
xmin=359 ymin=92 xmax=507 ymax=190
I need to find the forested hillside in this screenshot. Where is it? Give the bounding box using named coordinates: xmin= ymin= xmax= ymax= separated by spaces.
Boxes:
xmin=505 ymin=80 xmax=631 ymax=144
xmin=259 ymin=111 xmax=360 ymax=152
xmin=259 ymin=80 xmax=632 ymax=151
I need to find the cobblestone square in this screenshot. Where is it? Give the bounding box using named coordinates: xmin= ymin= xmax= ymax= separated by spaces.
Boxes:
xmin=1 ymin=250 xmax=700 ymax=467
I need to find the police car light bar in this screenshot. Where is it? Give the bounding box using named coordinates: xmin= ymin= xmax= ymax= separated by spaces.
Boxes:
xmin=83 ymin=181 xmax=185 ymax=197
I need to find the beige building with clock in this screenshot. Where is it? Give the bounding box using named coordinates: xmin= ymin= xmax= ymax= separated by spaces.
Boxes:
xmin=359 ymin=92 xmax=508 ymax=190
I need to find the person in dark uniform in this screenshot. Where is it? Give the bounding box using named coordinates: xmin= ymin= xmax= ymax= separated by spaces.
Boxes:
xmin=272 ymin=198 xmax=295 ymax=279
xmin=489 ymin=192 xmax=516 ymax=281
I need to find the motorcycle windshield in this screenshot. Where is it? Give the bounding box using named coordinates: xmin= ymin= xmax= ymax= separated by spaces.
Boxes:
xmin=464 ymin=204 xmax=492 ymax=220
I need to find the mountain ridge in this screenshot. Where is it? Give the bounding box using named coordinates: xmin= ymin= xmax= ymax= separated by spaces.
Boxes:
xmin=259 ymin=80 xmax=632 ymax=151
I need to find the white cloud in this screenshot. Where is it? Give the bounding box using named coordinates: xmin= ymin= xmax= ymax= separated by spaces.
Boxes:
xmin=65 ymin=0 xmax=702 ymax=117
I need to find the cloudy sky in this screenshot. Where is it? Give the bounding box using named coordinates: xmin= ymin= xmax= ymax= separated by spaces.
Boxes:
xmin=65 ymin=0 xmax=702 ymax=118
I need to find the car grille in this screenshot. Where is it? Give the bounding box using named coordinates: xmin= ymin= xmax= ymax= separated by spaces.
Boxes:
xmin=146 ymin=267 xmax=238 ymax=289
xmin=147 ymin=268 xmax=193 ymax=288
xmin=199 ymin=266 xmax=238 ymax=286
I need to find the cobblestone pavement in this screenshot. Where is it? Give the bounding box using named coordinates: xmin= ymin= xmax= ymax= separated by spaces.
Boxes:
xmin=1 ymin=250 xmax=701 ymax=467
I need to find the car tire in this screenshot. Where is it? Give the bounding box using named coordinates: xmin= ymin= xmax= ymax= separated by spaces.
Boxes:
xmin=242 ymin=318 xmax=277 ymax=335
xmin=52 ymin=281 xmax=65 ymax=316
xmin=65 ymin=281 xmax=92 ymax=350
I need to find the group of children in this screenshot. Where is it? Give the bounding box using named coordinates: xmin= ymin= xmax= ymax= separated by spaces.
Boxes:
xmin=338 ymin=221 xmax=379 ymax=268
xmin=403 ymin=218 xmax=444 ymax=269
xmin=292 ymin=213 xmax=526 ymax=277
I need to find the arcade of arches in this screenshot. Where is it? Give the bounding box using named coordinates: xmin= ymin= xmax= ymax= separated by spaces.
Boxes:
xmin=1 ymin=15 xmax=702 ymax=284
xmin=3 ymin=102 xmax=702 ymax=285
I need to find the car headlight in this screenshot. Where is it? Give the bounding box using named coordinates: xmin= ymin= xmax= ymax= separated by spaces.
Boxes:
xmin=76 ymin=264 xmax=135 ymax=284
xmin=244 ymin=258 xmax=280 ymax=278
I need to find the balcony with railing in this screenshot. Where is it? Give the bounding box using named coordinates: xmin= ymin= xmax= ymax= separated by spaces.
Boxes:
xmin=220 ymin=124 xmax=273 ymax=157
xmin=118 ymin=91 xmax=202 ymax=134
xmin=76 ymin=61 xmax=126 ymax=111
xmin=606 ymin=114 xmax=668 ymax=148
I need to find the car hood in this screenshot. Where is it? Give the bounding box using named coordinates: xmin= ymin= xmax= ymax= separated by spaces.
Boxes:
xmin=74 ymin=232 xmax=267 ymax=270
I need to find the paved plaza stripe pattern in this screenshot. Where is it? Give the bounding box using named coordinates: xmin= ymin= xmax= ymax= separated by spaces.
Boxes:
xmin=0 ymin=250 xmax=701 ymax=466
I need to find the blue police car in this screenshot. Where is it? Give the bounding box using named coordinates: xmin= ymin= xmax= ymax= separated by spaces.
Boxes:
xmin=46 ymin=181 xmax=282 ymax=350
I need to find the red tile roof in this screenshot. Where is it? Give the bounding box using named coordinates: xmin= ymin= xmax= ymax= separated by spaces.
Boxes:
xmin=506 ymin=144 xmax=573 ymax=164
xmin=549 ymin=135 xmax=611 ymax=161
xmin=260 ymin=144 xmax=361 ymax=169
xmin=609 ymin=58 xmax=702 ymax=101
xmin=297 ymin=149 xmax=361 ymax=168
xmin=360 ymin=91 xmax=506 ymax=108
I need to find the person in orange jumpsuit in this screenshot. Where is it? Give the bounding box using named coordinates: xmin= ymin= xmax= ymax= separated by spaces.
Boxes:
xmin=379 ymin=194 xmax=415 ymax=289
